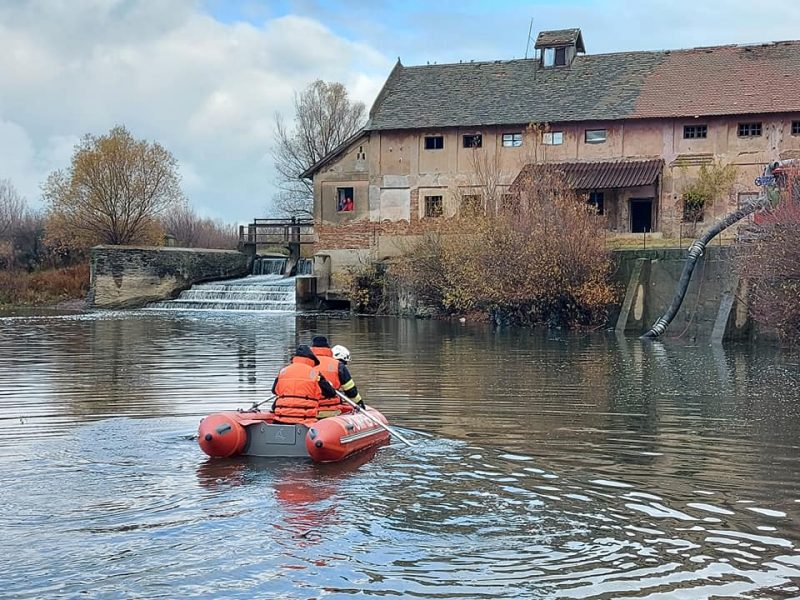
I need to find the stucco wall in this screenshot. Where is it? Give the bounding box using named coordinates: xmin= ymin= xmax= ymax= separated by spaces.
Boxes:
xmin=89 ymin=246 xmax=251 ymax=309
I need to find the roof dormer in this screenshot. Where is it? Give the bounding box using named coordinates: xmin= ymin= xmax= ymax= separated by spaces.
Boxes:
xmin=535 ymin=28 xmax=585 ymax=68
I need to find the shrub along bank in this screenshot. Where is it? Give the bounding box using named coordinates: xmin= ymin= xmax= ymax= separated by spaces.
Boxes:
xmin=0 ymin=264 xmax=90 ymax=307
xmin=346 ymin=171 xmax=619 ymax=329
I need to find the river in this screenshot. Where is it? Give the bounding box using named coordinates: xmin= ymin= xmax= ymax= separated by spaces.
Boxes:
xmin=1 ymin=309 xmax=799 ymax=599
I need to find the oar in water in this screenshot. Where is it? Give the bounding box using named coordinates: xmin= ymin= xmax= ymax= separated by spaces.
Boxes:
xmin=334 ymin=390 xmax=414 ymax=447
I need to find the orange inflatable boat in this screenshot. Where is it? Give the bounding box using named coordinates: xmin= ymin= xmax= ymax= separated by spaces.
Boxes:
xmin=198 ymin=407 xmax=391 ymax=463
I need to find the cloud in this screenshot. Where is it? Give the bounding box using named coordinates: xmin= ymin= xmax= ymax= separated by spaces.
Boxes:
xmin=0 ymin=1 xmax=390 ymax=222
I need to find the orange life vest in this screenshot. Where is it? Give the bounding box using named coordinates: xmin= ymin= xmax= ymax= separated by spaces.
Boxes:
xmin=273 ymin=356 xmax=323 ymax=422
xmin=311 ymin=346 xmax=347 ymax=412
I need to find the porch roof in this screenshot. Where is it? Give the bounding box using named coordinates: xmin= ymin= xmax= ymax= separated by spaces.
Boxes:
xmin=510 ymin=158 xmax=664 ymax=192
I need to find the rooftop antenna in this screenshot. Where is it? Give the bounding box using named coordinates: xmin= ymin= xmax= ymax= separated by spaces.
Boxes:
xmin=524 ymin=18 xmax=534 ymax=59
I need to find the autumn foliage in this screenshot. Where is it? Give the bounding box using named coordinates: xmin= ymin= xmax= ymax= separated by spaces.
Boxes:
xmin=396 ymin=168 xmax=618 ymax=328
xmin=736 ymin=163 xmax=800 ymax=342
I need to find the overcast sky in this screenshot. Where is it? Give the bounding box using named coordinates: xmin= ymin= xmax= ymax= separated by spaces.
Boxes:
xmin=2 ymin=0 xmax=799 ymax=224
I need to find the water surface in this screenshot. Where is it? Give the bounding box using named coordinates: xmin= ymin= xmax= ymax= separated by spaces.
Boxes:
xmin=1 ymin=311 xmax=799 ymax=599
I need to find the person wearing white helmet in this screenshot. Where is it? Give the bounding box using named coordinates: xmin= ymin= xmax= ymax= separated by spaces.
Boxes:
xmin=330 ymin=344 xmax=364 ymax=408
xmin=309 ymin=335 xmax=365 ymax=411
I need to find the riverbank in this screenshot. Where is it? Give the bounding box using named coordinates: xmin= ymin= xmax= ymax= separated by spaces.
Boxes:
xmin=0 ymin=265 xmax=89 ymax=308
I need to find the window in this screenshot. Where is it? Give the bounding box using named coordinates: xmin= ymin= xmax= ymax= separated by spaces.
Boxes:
xmin=542 ymin=131 xmax=564 ymax=145
xmin=336 ymin=187 xmax=354 ymax=212
xmin=502 ymin=133 xmax=523 ymax=147
xmin=792 ymin=121 xmax=800 ymax=135
xmin=588 ymin=191 xmax=604 ymax=215
xmin=682 ymin=194 xmax=706 ymax=223
xmin=424 ymin=136 xmax=444 ymax=150
xmin=462 ymin=134 xmax=482 ymax=148
xmin=738 ymin=122 xmax=762 ymax=137
xmin=424 ymin=195 xmax=443 ymax=218
xmin=585 ymin=129 xmax=607 ymax=144
xmin=543 ymin=48 xmax=555 ymax=67
xmin=500 ymin=193 xmax=518 ymax=214
xmin=683 ymin=125 xmax=708 ymax=139
xmin=460 ymin=194 xmax=483 ymax=216
xmin=555 ymin=47 xmax=567 ymax=66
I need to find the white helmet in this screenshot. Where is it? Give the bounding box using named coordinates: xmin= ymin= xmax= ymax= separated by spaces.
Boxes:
xmin=331 ymin=344 xmax=351 ymax=363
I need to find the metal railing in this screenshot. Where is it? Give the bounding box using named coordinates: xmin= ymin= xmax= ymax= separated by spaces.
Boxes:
xmin=238 ymin=218 xmax=315 ymax=246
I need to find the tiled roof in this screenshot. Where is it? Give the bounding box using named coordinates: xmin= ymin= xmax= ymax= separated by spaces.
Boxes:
xmin=366 ymin=40 xmax=800 ymax=131
xmin=535 ymin=29 xmax=584 ymax=51
xmin=510 ymin=159 xmax=665 ymax=192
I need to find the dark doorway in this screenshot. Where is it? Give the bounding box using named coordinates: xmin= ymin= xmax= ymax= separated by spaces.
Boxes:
xmin=630 ymin=198 xmax=653 ymax=233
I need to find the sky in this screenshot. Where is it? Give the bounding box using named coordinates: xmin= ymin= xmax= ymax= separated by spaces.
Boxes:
xmin=2 ymin=0 xmax=800 ymax=224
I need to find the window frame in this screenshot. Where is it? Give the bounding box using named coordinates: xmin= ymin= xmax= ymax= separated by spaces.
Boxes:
xmin=336 ymin=187 xmax=354 ymax=213
xmin=424 ymin=195 xmax=443 ymax=218
xmin=424 ymin=135 xmax=444 ymax=150
xmin=542 ymin=131 xmax=564 ymax=145
xmin=585 ymin=129 xmax=608 ymax=144
xmin=683 ymin=125 xmax=708 ymax=139
xmin=737 ymin=122 xmax=762 ymax=138
xmin=502 ymin=132 xmax=523 ymax=147
xmin=588 ymin=191 xmax=605 ymax=215
xmin=462 ymin=134 xmax=482 ymax=148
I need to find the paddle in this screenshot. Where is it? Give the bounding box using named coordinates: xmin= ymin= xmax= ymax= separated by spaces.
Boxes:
xmin=248 ymin=395 xmax=276 ymax=411
xmin=334 ymin=390 xmax=414 ymax=447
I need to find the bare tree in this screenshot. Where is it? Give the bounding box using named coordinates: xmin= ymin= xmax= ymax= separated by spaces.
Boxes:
xmin=43 ymin=125 xmax=184 ymax=248
xmin=272 ymin=80 xmax=366 ymax=218
xmin=161 ymin=203 xmax=238 ymax=249
xmin=0 ymin=179 xmax=25 ymax=240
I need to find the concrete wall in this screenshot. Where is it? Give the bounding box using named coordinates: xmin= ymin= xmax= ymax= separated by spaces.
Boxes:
xmin=613 ymin=246 xmax=754 ymax=343
xmin=89 ymin=246 xmax=251 ymax=309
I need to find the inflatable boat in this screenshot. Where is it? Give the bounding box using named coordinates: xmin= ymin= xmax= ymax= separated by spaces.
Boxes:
xmin=198 ymin=407 xmax=391 ymax=463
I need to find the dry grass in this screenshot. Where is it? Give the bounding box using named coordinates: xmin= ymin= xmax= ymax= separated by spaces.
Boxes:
xmin=0 ymin=264 xmax=90 ymax=306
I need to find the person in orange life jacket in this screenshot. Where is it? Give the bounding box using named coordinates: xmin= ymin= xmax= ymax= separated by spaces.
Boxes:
xmin=270 ymin=345 xmax=337 ymax=423
xmin=310 ymin=336 xmax=365 ymax=410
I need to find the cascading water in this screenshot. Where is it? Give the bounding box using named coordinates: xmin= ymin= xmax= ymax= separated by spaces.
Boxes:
xmin=147 ymin=257 xmax=313 ymax=312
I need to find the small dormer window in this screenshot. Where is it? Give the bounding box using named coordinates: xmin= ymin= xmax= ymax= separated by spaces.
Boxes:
xmin=535 ymin=28 xmax=585 ymax=68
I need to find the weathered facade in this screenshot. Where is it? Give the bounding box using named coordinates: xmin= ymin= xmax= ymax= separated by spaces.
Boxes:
xmin=305 ymin=29 xmax=800 ymax=273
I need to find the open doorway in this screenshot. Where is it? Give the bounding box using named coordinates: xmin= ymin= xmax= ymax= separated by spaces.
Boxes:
xmin=630 ymin=198 xmax=653 ymax=233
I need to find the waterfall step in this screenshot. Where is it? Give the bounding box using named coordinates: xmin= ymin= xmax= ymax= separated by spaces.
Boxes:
xmin=147 ymin=274 xmax=296 ymax=312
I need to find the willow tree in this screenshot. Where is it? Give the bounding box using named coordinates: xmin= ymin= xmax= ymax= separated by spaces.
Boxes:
xmin=272 ymin=80 xmax=366 ymax=218
xmin=43 ymin=126 xmax=184 ymax=248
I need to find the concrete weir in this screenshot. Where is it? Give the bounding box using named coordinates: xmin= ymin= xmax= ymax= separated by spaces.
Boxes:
xmin=89 ymin=245 xmax=251 ymax=309
xmin=613 ymin=247 xmax=750 ymax=343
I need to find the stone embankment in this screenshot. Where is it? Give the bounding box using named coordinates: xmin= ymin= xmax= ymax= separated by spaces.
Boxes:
xmin=89 ymin=246 xmax=251 ymax=308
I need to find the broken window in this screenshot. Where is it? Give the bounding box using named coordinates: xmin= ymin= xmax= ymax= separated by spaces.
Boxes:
xmin=424 ymin=195 xmax=443 ymax=218
xmin=502 ymin=133 xmax=523 ymax=147
xmin=585 ymin=129 xmax=607 ymax=144
xmin=336 ymin=187 xmax=354 ymax=212
xmin=792 ymin=121 xmax=800 ymax=136
xmin=737 ymin=122 xmax=762 ymax=137
xmin=683 ymin=125 xmax=708 ymax=139
xmin=424 ymin=136 xmax=444 ymax=150
xmin=588 ymin=191 xmax=604 ymax=215
xmin=462 ymin=134 xmax=482 ymax=148
xmin=542 ymin=131 xmax=564 ymax=145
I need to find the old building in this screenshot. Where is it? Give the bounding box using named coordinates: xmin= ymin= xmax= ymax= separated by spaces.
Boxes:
xmin=303 ymin=28 xmax=800 ymax=275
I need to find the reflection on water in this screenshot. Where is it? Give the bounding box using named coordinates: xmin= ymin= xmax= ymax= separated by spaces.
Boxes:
xmin=1 ymin=311 xmax=800 ymax=598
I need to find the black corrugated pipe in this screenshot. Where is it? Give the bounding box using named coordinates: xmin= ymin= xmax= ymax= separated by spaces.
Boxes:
xmin=640 ymin=194 xmax=766 ymax=339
